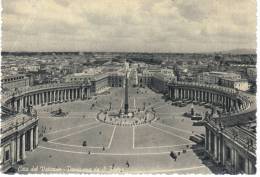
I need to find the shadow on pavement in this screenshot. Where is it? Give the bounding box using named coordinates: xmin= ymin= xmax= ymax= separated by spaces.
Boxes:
xmin=190 ymin=143 xmax=229 ymax=174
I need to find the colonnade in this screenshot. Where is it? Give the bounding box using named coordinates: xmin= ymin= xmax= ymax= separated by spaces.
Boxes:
xmin=166 ymin=82 xmax=256 ymax=174
xmin=8 ymin=86 xmax=91 ymax=113
xmin=1 ymin=123 xmax=39 ymax=171
xmin=205 ymin=126 xmax=256 ymax=174
xmin=168 ymin=86 xmax=246 ymax=112
xmin=14 ymin=125 xmax=38 ymax=162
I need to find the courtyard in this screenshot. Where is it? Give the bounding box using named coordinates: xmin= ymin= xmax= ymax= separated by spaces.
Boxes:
xmin=18 ymin=86 xmax=223 ymax=174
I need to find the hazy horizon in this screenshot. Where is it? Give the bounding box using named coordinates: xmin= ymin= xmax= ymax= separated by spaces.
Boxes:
xmin=1 ymin=48 xmax=256 ymax=55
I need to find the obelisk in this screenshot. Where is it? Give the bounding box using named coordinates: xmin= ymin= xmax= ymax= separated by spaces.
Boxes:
xmin=124 ymin=72 xmax=129 ymax=115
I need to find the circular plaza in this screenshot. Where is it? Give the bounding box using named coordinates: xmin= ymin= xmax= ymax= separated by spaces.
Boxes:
xmin=16 ymin=86 xmax=222 ymax=174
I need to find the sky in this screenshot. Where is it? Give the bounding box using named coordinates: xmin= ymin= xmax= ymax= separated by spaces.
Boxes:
xmin=1 ymin=0 xmax=257 ymax=53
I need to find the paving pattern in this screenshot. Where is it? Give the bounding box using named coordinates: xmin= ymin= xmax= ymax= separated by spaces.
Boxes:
xmin=19 ymin=87 xmax=224 ymax=174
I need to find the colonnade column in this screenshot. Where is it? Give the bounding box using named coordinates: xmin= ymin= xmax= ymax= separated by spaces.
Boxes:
xmin=46 ymin=92 xmax=48 ymax=103
xmin=218 ymin=136 xmax=221 ymax=163
xmin=30 ymin=129 xmax=34 ymax=151
xmin=63 ymin=89 xmax=66 ymax=100
xmin=49 ymin=91 xmax=52 ymax=103
xmin=232 ymin=148 xmax=238 ymax=172
xmin=208 ymin=130 xmax=211 ymax=153
xmin=35 ymin=125 xmax=38 ymax=147
xmin=76 ymin=89 xmax=78 ymax=100
xmin=247 ymin=160 xmax=254 ymax=174
xmin=60 ymin=90 xmax=62 ymax=101
xmin=16 ymin=136 xmax=20 ymax=162
xmin=21 ymin=134 xmax=26 ymax=159
xmin=33 ymin=94 xmax=36 ymax=105
xmin=56 ymin=90 xmax=59 ymax=101
xmin=64 ymin=90 xmax=66 ymax=100
xmin=222 ymin=143 xmax=226 ymax=165
xmin=205 ymin=128 xmax=209 ymax=151
xmin=42 ymin=93 xmax=45 ymax=104
xmin=52 ymin=91 xmax=55 ymax=102
xmin=214 ymin=135 xmax=218 ymax=160
xmin=36 ymin=94 xmax=38 ymax=105
xmin=54 ymin=90 xmax=56 ymax=102
xmin=11 ymin=140 xmax=15 ymax=164
xmin=23 ymin=96 xmax=26 ymax=109
xmin=68 ymin=89 xmax=71 ymax=100
xmin=88 ymin=87 xmax=91 ymax=98
xmin=235 ymin=100 xmax=239 ymax=111
xmin=19 ymin=97 xmax=23 ymax=112
xmin=30 ymin=95 xmax=33 ymax=106
xmin=71 ymin=89 xmax=74 ymax=100
xmin=81 ymin=88 xmax=84 ymax=100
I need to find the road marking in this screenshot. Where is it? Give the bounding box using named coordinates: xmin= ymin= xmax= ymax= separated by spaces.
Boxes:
xmin=48 ymin=141 xmax=103 ymax=149
xmin=45 ymin=121 xmax=98 ymax=135
xmin=40 ymin=116 xmax=96 ymax=120
xmin=134 ymin=97 xmax=136 ymax=109
xmin=120 ymin=98 xmax=123 ymax=108
xmin=157 ymin=113 xmax=174 ymax=115
xmin=153 ymin=104 xmax=168 ymax=110
xmin=133 ymin=164 xmax=213 ymax=173
xmin=38 ymin=146 xmax=203 ymax=156
xmin=94 ymin=104 xmax=106 ymax=110
xmin=49 ymin=123 xmax=103 ymax=142
xmin=154 ymin=122 xmax=194 ymax=134
xmin=134 ymin=142 xmax=195 ymax=149
xmin=146 ymin=102 xmax=162 ymax=109
xmin=107 ymin=126 xmax=116 ymax=149
xmin=132 ymin=126 xmax=135 ymax=149
xmin=40 ymin=111 xmax=98 ymax=114
xmin=148 ymin=124 xmax=192 ymax=143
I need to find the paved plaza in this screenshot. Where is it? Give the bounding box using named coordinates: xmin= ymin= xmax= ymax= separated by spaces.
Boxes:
xmin=18 ymin=86 xmax=223 ymax=174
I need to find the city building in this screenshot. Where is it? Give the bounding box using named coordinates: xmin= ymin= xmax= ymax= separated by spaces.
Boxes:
xmin=246 ymin=67 xmax=256 ymax=82
xmin=220 ymin=78 xmax=249 ymax=91
xmin=138 ymin=69 xmax=154 ymax=87
xmin=138 ymin=68 xmax=176 ymax=91
xmin=151 ymin=69 xmax=177 ymax=93
xmin=197 ymin=72 xmax=241 ymax=85
xmin=1 ymin=75 xmax=30 ymax=90
xmin=64 ymin=69 xmax=125 ymax=94
xmin=108 ymin=72 xmax=125 ymax=87
xmin=90 ymin=73 xmax=110 ymax=94
xmin=24 ymin=64 xmax=41 ymax=72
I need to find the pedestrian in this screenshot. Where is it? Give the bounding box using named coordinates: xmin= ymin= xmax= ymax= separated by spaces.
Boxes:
xmin=126 ymin=161 xmax=130 ymax=168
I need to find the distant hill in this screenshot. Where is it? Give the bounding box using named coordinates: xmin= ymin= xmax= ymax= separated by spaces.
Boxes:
xmin=218 ymin=48 xmax=256 ymax=55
